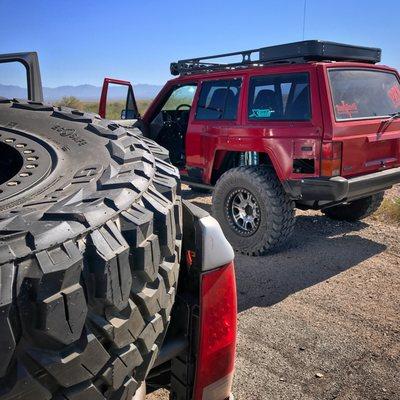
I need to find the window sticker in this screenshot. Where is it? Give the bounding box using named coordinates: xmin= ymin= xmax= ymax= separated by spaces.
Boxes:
xmin=249 ymin=108 xmax=275 ymax=118
xmin=387 ymin=84 xmax=400 ymax=108
xmin=335 ymin=101 xmax=359 ymax=118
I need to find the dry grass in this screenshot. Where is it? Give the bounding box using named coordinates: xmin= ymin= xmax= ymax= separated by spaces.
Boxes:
xmin=375 ymin=197 xmax=400 ymax=223
xmin=56 ymin=96 xmax=152 ymax=119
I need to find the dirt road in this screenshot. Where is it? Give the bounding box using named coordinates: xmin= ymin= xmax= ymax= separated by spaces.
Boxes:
xmin=149 ymin=187 xmax=400 ymax=399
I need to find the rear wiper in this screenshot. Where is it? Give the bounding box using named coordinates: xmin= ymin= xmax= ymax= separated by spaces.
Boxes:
xmin=377 ymin=111 xmax=400 ymax=135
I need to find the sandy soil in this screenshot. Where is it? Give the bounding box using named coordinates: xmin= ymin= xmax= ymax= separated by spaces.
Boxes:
xmin=149 ymin=187 xmax=400 ymax=400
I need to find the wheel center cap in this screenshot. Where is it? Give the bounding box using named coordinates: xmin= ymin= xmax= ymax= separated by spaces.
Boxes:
xmin=245 ymin=204 xmax=253 ymax=215
xmin=227 ymin=188 xmax=261 ymax=236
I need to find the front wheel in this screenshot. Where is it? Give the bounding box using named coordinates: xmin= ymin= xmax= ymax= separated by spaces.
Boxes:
xmin=322 ymin=192 xmax=384 ymax=221
xmin=212 ymin=166 xmax=295 ymax=256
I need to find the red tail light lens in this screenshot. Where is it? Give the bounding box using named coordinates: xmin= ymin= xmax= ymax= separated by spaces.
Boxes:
xmin=193 ymin=262 xmax=237 ymax=400
xmin=321 ymin=141 xmax=342 ymax=177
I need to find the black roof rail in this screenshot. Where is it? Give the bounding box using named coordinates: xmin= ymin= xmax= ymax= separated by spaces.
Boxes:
xmin=170 ymin=40 xmax=381 ymax=76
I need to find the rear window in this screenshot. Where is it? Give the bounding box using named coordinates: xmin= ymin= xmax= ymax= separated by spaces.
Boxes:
xmin=248 ymin=73 xmax=311 ymax=121
xmin=329 ymin=69 xmax=400 ymax=121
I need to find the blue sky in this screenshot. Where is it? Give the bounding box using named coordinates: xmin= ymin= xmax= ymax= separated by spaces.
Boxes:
xmin=1 ymin=0 xmax=400 ymax=87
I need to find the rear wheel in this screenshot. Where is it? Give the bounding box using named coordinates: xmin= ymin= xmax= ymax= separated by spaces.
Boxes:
xmin=212 ymin=166 xmax=295 ymax=256
xmin=0 ymin=99 xmax=182 ymax=400
xmin=322 ymin=192 xmax=384 ymax=221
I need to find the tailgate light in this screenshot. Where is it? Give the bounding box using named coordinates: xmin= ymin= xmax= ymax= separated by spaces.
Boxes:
xmin=321 ymin=141 xmax=342 ymax=177
xmin=193 ymin=262 xmax=237 ymax=400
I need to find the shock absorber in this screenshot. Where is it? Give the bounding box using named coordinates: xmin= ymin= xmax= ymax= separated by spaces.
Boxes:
xmin=239 ymin=152 xmax=245 ymax=166
xmin=239 ymin=151 xmax=259 ymax=166
xmin=250 ymin=151 xmax=259 ymax=166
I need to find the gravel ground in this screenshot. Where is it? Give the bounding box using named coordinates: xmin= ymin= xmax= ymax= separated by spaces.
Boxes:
xmin=149 ymin=187 xmax=400 ymax=400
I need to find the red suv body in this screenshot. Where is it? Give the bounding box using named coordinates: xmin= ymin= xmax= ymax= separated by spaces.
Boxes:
xmin=100 ymin=41 xmax=400 ymax=255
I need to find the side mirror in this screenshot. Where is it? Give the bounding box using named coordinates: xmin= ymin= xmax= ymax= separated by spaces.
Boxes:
xmin=121 ymin=109 xmax=137 ymax=120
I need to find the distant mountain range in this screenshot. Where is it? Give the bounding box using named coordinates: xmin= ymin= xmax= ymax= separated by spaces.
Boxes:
xmin=0 ymin=83 xmax=163 ymax=101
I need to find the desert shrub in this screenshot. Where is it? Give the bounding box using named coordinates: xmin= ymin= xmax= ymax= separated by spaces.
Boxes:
xmin=56 ymin=96 xmax=83 ymax=109
xmin=376 ymin=197 xmax=400 ymax=223
xmin=54 ymin=99 xmax=152 ymax=120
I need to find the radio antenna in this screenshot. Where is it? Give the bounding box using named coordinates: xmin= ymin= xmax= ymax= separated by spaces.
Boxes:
xmin=302 ymin=0 xmax=307 ymax=40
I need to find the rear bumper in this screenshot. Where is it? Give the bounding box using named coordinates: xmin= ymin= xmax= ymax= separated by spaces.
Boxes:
xmin=284 ymin=166 xmax=400 ymax=202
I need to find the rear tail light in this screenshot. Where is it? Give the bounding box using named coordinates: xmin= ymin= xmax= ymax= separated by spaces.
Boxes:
xmin=321 ymin=141 xmax=342 ymax=177
xmin=193 ymin=262 xmax=237 ymax=400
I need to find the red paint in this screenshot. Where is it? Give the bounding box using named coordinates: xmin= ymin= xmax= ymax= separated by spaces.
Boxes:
xmin=100 ymin=61 xmax=400 ymax=185
xmin=143 ymin=63 xmax=323 ymax=183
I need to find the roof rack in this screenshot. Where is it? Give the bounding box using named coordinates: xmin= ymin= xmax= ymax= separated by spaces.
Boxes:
xmin=170 ymin=40 xmax=381 ymax=76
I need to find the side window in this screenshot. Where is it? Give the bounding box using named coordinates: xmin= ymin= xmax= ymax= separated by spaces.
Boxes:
xmin=162 ymin=84 xmax=197 ymax=111
xmin=195 ymin=79 xmax=241 ymax=120
xmin=248 ymin=73 xmax=310 ymax=121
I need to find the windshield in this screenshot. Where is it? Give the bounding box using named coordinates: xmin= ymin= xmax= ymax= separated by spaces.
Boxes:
xmin=329 ymin=69 xmax=400 ymax=121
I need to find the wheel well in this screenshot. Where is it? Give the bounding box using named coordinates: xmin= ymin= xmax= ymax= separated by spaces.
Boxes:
xmin=211 ymin=151 xmax=275 ymax=184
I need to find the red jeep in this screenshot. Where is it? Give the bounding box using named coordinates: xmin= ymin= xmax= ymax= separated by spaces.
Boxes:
xmin=100 ymin=40 xmax=400 ymax=256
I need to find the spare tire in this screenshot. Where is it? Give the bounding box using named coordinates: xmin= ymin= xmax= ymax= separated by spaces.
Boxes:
xmin=0 ymin=99 xmax=182 ymax=400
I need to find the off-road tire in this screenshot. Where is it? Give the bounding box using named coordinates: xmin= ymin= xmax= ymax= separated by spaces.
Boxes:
xmin=212 ymin=166 xmax=295 ymax=256
xmin=322 ymin=192 xmax=384 ymax=221
xmin=0 ymin=99 xmax=182 ymax=400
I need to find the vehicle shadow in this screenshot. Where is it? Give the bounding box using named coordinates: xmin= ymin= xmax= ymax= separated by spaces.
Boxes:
xmin=182 ymin=189 xmax=387 ymax=313
xmin=234 ymin=215 xmax=386 ymax=312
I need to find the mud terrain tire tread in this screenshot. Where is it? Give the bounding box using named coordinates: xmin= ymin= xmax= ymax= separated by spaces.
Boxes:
xmin=322 ymin=192 xmax=384 ymax=221
xmin=212 ymin=166 xmax=295 ymax=256
xmin=0 ymin=99 xmax=182 ymax=400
